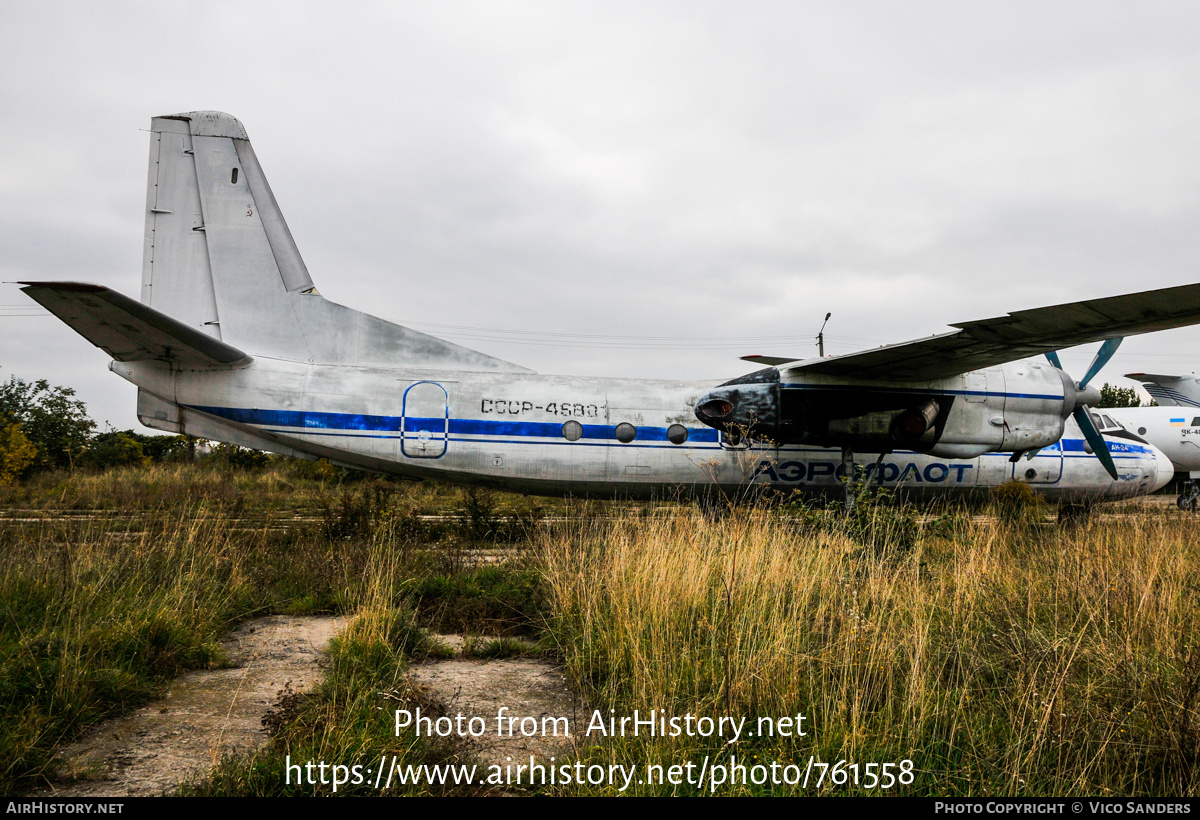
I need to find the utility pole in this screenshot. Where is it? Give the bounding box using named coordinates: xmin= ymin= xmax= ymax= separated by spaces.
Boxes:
xmin=817 ymin=312 xmax=831 ymax=357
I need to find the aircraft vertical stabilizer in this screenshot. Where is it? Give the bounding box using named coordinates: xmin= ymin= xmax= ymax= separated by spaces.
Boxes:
xmin=140 ymin=111 xmax=532 ymax=373
xmin=142 ymin=112 xmax=312 ymax=359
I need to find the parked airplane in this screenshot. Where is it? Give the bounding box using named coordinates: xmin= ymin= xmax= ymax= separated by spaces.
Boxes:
xmin=1105 ymin=376 xmax=1200 ymax=509
xmin=18 ymin=111 xmax=1196 ymax=505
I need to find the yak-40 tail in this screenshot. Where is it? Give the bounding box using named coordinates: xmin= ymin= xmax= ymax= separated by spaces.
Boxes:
xmin=23 ymin=110 xmax=530 ymax=372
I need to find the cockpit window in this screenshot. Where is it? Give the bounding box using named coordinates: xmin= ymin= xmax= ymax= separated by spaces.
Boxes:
xmin=1088 ymin=412 xmax=1124 ymax=434
xmin=720 ymin=367 xmax=780 ymax=387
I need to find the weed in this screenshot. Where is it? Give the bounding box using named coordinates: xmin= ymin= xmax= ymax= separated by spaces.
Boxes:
xmin=990 ymin=480 xmax=1048 ymax=528
xmin=408 ymin=564 xmax=546 ymax=636
xmin=461 ymin=635 xmax=545 ymax=659
xmin=840 ymin=485 xmax=923 ymax=558
xmin=458 ymin=485 xmax=498 ymax=541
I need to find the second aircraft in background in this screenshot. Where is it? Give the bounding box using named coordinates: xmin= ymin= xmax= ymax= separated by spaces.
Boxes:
xmin=1108 ymin=373 xmax=1200 ymax=509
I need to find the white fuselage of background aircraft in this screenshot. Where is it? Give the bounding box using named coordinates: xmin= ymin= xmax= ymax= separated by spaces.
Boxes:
xmin=1107 ymin=407 xmax=1200 ymax=478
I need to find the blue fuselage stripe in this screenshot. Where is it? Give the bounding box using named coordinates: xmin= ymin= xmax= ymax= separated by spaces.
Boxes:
xmin=190 ymin=405 xmax=722 ymax=444
xmin=190 ymin=405 xmax=1150 ymax=457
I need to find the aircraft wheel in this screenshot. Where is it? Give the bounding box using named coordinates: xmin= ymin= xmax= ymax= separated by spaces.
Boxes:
xmin=1057 ymin=504 xmax=1093 ymax=526
xmin=1178 ymin=495 xmax=1196 ymax=512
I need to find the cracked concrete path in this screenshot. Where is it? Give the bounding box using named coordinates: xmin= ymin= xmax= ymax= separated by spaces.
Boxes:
xmin=39 ymin=615 xmax=347 ymax=797
xmin=406 ymin=636 xmax=585 ymax=770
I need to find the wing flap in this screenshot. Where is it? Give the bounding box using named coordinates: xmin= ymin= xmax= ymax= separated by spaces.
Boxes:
xmin=20 ymin=282 xmax=249 ymax=367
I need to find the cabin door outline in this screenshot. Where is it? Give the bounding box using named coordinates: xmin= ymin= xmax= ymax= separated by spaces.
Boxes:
xmin=401 ymin=381 xmax=449 ymax=459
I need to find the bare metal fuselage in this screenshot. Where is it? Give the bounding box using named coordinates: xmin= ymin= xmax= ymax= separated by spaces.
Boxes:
xmin=117 ymin=356 xmax=1167 ymax=502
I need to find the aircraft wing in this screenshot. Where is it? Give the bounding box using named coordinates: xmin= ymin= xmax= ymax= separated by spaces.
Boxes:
xmin=20 ymin=282 xmax=249 ymax=367
xmin=780 ymin=281 xmax=1200 ymax=381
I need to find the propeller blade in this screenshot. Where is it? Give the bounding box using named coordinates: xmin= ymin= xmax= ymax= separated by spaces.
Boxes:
xmin=1079 ymin=338 xmax=1123 ymax=388
xmin=1074 ymin=407 xmax=1118 ymax=480
xmin=1045 ymin=350 xmax=1063 ymax=369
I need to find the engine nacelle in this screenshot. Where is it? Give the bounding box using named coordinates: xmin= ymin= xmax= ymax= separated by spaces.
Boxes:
xmin=694 ymin=360 xmax=1076 ymax=455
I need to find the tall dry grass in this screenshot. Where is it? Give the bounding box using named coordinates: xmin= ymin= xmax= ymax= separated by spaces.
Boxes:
xmin=539 ymin=504 xmax=1200 ymax=795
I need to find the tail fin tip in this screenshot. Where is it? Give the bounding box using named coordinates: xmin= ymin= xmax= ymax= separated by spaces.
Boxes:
xmin=156 ymin=111 xmax=248 ymax=139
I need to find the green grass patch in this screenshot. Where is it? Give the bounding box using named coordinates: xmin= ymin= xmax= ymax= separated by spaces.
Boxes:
xmin=408 ymin=564 xmax=546 ymax=636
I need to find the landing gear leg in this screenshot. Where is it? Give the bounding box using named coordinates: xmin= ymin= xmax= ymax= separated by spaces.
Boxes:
xmin=1177 ymin=480 xmax=1199 ymax=512
xmin=842 ymin=447 xmax=856 ymax=513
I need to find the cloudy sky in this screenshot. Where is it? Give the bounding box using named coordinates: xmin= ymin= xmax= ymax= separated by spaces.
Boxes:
xmin=2 ymin=1 xmax=1199 ymax=430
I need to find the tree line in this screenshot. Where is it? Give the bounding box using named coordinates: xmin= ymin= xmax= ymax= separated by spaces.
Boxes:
xmin=0 ymin=376 xmax=207 ymax=482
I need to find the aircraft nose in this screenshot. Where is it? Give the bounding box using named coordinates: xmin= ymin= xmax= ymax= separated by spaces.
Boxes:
xmin=1150 ymin=444 xmax=1175 ymax=494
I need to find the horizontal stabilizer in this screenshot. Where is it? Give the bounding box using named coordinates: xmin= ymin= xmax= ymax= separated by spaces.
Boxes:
xmin=740 ymin=354 xmax=801 ymax=366
xmin=20 ymin=282 xmax=249 ymax=367
xmin=1125 ymin=372 xmax=1198 ymax=384
xmin=1125 ymin=372 xmax=1200 ymax=408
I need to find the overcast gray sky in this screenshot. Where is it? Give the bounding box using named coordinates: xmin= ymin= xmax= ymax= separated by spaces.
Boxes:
xmin=3 ymin=1 xmax=1199 ymax=430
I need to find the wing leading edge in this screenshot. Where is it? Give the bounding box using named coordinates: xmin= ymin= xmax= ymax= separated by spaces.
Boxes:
xmin=778 ymin=281 xmax=1200 ymax=381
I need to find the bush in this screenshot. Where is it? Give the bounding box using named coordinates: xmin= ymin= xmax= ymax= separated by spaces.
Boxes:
xmin=209 ymin=443 xmax=271 ymax=469
xmin=841 ymin=485 xmax=922 ymax=556
xmin=0 ymin=422 xmax=37 ymax=483
xmin=990 ymin=479 xmax=1046 ymax=526
xmin=137 ymin=434 xmax=194 ymax=463
xmin=77 ymin=431 xmax=151 ymax=471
